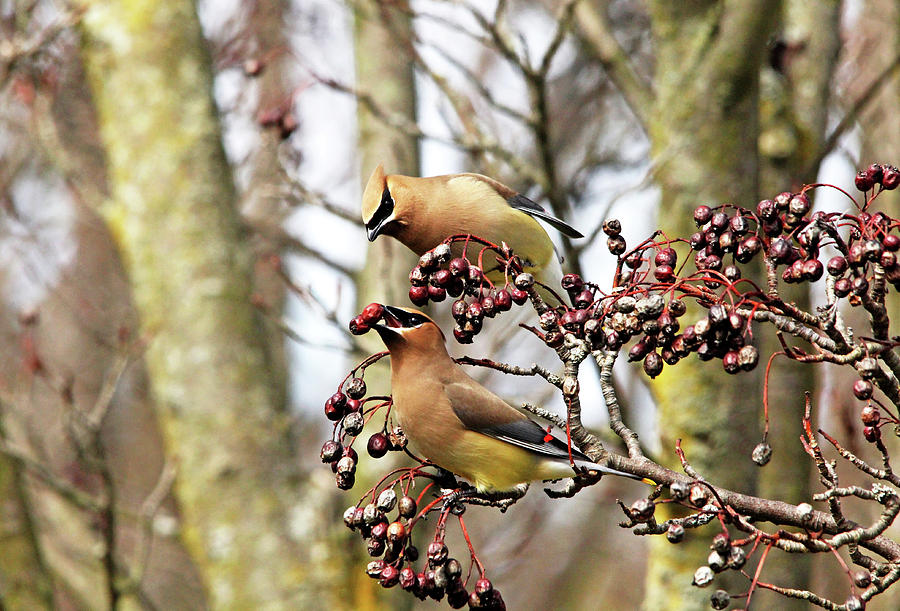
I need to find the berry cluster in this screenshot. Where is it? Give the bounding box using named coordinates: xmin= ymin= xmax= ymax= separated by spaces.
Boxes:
xmin=403 ymin=238 xmax=535 ymax=343
xmin=344 ymin=489 xmax=504 ymax=609
xmin=320 ymin=337 xmax=406 ymax=490
xmin=854 ymin=162 xmax=900 ymax=192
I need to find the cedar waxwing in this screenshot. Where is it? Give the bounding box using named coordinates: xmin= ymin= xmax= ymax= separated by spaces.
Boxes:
xmin=362 ymin=165 xmax=583 ymax=290
xmin=372 ymin=305 xmax=646 ymax=492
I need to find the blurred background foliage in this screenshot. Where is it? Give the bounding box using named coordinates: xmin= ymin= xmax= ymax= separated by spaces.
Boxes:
xmin=0 ymin=0 xmax=899 ymax=609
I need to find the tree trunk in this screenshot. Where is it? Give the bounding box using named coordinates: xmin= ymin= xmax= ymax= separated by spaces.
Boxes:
xmin=644 ymin=3 xmax=780 ymax=608
xmin=80 ymin=1 xmax=305 ymax=606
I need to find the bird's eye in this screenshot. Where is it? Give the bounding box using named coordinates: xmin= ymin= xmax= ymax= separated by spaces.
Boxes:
xmin=405 ymin=313 xmax=428 ymax=327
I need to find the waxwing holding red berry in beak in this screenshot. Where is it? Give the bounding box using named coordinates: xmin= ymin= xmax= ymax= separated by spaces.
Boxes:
xmin=359 ymin=304 xmax=652 ymax=492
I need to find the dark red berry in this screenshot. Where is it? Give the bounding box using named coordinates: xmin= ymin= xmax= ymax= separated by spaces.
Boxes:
xmin=768 ymin=238 xmax=792 ymax=264
xmin=689 ymin=231 xmax=707 ymax=251
xmin=409 ymin=285 xmax=429 ymax=306
xmin=802 ymin=259 xmax=824 ymax=281
xmin=448 ymin=257 xmax=470 ymax=278
xmin=883 ymin=165 xmax=900 ymax=189
xmin=475 ymin=578 xmax=493 ymax=600
xmin=827 ymin=256 xmax=848 ymax=276
xmin=863 ymin=426 xmax=881 ymax=442
xmin=467 ymin=266 xmax=484 ymax=285
xmin=853 ymin=379 xmax=874 ymax=400
xmin=494 ymin=290 xmax=512 ymax=311
xmin=710 ymin=211 xmax=729 ymax=231
xmin=855 ymin=171 xmax=874 ymax=192
xmin=885 ymin=234 xmax=900 ymax=252
xmin=730 ymin=215 xmax=750 ymax=235
xmin=694 ymin=205 xmax=713 ymax=226
xmin=510 ymin=288 xmax=528 ymax=305
xmin=349 ymin=315 xmax=370 ymax=335
xmin=774 ymin=191 xmax=792 ymax=209
xmin=400 ymin=567 xmax=417 ymax=590
xmin=325 ymin=393 xmax=347 ymax=421
xmin=428 ymin=285 xmax=447 ymax=302
xmin=451 ymin=299 xmax=467 ymax=321
xmin=367 ymin=433 xmax=389 ymax=458
xmin=834 ymin=277 xmax=851 ymax=297
xmin=360 ymin=303 xmax=384 ymax=324
xmin=789 ymin=193 xmax=811 ymax=216
xmin=654 ymin=265 xmax=675 ymax=282
xmin=722 ymin=351 xmax=741 ymax=374
xmin=431 ymin=269 xmax=452 ymax=288
xmin=866 ymin=163 xmax=884 ymax=184
xmin=655 ymin=247 xmax=677 ymax=267
xmin=643 ymin=351 xmax=663 ymax=378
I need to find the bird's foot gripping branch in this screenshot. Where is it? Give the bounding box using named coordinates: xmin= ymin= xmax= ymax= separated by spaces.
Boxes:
xmin=324 ymin=163 xmax=900 ymax=610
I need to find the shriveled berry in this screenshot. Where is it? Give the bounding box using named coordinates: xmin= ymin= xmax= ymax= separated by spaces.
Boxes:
xmin=861 ymin=405 xmax=880 ymax=426
xmin=370 ymin=521 xmax=388 ymax=541
xmin=367 ymin=433 xmax=389 ymax=458
xmin=630 ymin=498 xmax=655 ymax=522
xmin=756 ymin=198 xmax=777 ymax=220
xmin=467 ymin=266 xmax=484 ymax=285
xmin=602 ymin=219 xmax=622 ymax=236
xmin=863 ymin=426 xmax=880 ymax=442
xmin=710 ymin=589 xmax=730 ymax=610
xmin=692 ymin=566 xmax=714 ymax=587
xmin=427 ymin=541 xmax=448 ymax=566
xmin=380 ymin=565 xmax=400 ymax=587
xmin=367 ymin=560 xmax=387 ymax=578
xmin=336 ymin=471 xmax=355 ymax=490
xmin=320 ymin=440 xmax=342 ymax=463
xmin=409 ymin=267 xmax=428 ymax=287
xmin=666 ymin=523 xmax=685 ymax=543
xmin=655 ymin=247 xmax=677 ymax=267
xmin=738 ymin=345 xmax=759 ymax=371
xmin=514 ymin=273 xmax=534 ymax=289
xmin=399 ymin=567 xmax=417 ymax=590
xmin=855 ymin=171 xmax=874 ymax=192
xmin=561 ymin=273 xmax=584 ymax=292
xmin=853 ymin=570 xmax=872 ymax=588
xmin=723 ymin=265 xmax=741 ymax=282
xmin=343 ymin=411 xmax=364 ymax=436
xmin=574 ymin=289 xmax=594 ymax=309
xmin=480 ymin=296 xmax=496 ymax=317
xmin=607 ymin=235 xmax=627 ymax=255
xmin=863 ymin=239 xmax=884 ymax=261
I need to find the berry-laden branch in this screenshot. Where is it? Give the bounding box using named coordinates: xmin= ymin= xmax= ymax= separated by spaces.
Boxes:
xmin=314 ymin=163 xmax=900 ymax=609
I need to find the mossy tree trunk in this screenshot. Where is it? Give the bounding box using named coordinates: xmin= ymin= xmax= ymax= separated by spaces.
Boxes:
xmin=644 ymin=2 xmax=781 ymax=608
xmin=80 ymin=1 xmax=306 ymax=606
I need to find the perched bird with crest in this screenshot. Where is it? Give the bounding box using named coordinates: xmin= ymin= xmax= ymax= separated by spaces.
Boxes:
xmin=368 ymin=304 xmax=650 ymax=492
xmin=361 ymin=164 xmax=582 ymax=291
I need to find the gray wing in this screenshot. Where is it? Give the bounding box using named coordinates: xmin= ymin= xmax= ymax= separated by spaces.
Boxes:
xmin=508 ymin=194 xmax=584 ymax=239
xmin=444 ymin=382 xmax=592 ymax=462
